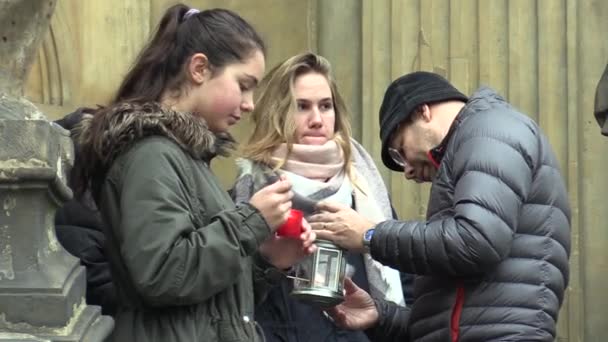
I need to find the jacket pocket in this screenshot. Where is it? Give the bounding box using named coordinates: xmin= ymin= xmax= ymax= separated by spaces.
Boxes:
xmin=217 ymin=319 xmax=256 ymax=342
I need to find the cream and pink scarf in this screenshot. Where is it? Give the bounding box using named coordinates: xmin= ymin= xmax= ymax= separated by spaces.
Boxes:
xmin=271 ymin=141 xmax=344 ymax=181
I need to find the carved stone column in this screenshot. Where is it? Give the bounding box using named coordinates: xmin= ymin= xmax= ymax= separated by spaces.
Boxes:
xmin=0 ymin=1 xmax=113 ymax=340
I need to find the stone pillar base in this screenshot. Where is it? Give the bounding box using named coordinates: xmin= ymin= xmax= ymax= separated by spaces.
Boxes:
xmin=0 ymin=96 xmax=113 ymax=341
xmin=0 ymin=306 xmax=113 ymax=342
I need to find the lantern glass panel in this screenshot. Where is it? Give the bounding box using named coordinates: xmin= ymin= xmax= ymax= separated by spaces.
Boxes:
xmin=314 ymin=247 xmax=341 ymax=289
xmin=293 ymin=254 xmax=314 ymax=288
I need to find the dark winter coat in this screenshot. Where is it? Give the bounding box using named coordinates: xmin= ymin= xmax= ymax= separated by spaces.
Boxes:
xmin=370 ymin=88 xmax=571 ymax=342
xmin=77 ymin=102 xmax=283 ymax=342
xmin=54 ymin=108 xmax=117 ymax=316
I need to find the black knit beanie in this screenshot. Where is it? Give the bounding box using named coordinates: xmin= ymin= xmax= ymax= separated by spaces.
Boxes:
xmin=379 ymin=71 xmax=468 ymax=171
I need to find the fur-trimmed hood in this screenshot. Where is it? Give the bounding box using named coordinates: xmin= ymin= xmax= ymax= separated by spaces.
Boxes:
xmin=77 ymin=102 xmax=235 ymax=171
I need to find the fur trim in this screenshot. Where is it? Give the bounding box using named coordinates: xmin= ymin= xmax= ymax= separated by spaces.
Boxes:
xmin=76 ymin=102 xmax=235 ymax=169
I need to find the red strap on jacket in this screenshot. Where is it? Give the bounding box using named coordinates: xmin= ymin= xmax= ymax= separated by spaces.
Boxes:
xmin=451 ymin=284 xmax=465 ymax=342
xmin=427 ymin=150 xmax=440 ymax=169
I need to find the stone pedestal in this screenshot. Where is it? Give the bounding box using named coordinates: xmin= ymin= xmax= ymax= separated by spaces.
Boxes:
xmin=0 ymin=0 xmax=113 ymax=340
xmin=0 ymin=98 xmax=113 ymax=341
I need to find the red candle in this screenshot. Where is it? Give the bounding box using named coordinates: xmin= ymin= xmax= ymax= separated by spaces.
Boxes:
xmin=276 ymin=209 xmax=303 ymax=238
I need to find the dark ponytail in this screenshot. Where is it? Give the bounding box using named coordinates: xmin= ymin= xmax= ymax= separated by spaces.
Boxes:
xmin=73 ymin=4 xmax=265 ymax=199
xmin=113 ymin=3 xmax=266 ymax=104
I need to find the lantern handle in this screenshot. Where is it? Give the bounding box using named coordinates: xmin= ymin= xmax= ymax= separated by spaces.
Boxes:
xmin=286 ymin=275 xmax=311 ymax=282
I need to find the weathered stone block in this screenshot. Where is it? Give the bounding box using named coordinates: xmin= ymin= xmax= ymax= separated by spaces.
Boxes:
xmin=0 ymin=1 xmax=113 ymax=340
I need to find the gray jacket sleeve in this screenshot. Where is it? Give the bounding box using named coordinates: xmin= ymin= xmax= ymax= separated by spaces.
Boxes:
xmin=230 ymin=173 xmax=257 ymax=204
xmin=371 ymin=112 xmax=537 ymax=276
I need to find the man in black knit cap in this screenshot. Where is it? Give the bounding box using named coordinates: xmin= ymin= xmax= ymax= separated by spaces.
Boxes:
xmin=309 ymin=71 xmax=571 ymax=341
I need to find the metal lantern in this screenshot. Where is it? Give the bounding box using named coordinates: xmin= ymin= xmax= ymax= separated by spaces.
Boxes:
xmin=289 ymin=239 xmax=347 ymax=307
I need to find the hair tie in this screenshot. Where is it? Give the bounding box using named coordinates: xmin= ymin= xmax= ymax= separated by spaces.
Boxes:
xmin=183 ymin=8 xmax=200 ymax=20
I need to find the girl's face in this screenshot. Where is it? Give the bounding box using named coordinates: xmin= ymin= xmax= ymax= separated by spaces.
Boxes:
xmin=189 ymin=50 xmax=266 ymax=133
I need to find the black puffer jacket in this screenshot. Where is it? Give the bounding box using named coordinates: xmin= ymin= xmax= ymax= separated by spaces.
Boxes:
xmin=54 ymin=109 xmax=117 ymax=316
xmin=369 ymin=88 xmax=571 ymax=342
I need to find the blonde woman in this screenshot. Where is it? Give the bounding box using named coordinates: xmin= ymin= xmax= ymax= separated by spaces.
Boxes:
xmin=231 ymin=53 xmax=405 ymax=342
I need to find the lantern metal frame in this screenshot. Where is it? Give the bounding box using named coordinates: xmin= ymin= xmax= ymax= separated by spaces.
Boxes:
xmin=290 ymin=239 xmax=347 ymax=307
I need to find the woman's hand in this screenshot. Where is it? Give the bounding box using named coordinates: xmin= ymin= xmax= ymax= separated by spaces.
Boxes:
xmin=259 ymin=219 xmax=317 ymax=270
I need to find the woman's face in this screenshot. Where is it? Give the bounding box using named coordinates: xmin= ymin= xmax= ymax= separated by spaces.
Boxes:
xmin=292 ymin=72 xmax=335 ymax=145
xmin=191 ymin=50 xmax=266 ymax=133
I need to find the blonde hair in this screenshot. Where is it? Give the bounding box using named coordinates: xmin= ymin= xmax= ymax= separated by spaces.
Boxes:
xmin=240 ymin=52 xmax=353 ymax=175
